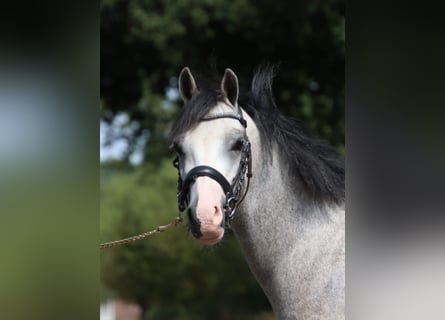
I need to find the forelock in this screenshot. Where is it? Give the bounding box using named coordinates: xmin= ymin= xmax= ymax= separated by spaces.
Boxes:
xmin=168 ymin=89 xmax=224 ymax=144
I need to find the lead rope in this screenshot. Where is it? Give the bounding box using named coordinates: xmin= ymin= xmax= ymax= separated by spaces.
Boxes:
xmin=99 ymin=215 xmax=183 ymax=250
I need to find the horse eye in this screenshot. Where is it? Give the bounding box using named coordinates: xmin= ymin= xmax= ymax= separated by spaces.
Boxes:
xmin=230 ymin=139 xmax=244 ymax=151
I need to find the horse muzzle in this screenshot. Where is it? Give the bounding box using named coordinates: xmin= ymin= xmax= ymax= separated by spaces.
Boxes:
xmin=187 ymin=177 xmax=225 ymax=245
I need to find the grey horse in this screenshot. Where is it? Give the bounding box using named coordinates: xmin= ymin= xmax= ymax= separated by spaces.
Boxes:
xmin=169 ymin=65 xmax=345 ymax=319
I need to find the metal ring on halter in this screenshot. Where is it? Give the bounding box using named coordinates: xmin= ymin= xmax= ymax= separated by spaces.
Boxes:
xmin=225 ymin=196 xmax=237 ymax=221
xmin=226 ymin=196 xmax=236 ymax=209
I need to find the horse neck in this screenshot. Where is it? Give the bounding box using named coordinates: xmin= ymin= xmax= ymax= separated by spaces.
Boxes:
xmin=233 ymin=116 xmax=342 ymax=252
xmin=231 ymin=117 xmax=345 ymax=315
xmin=232 ymin=138 xmax=321 ymax=258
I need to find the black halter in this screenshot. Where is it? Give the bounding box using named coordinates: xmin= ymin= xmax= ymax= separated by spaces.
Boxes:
xmin=173 ymin=106 xmax=252 ymax=223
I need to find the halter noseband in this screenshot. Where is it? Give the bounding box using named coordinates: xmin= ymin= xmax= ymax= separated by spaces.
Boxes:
xmin=173 ymin=107 xmax=252 ymax=224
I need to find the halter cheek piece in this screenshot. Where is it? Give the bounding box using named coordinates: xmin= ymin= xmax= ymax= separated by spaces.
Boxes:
xmin=173 ymin=106 xmax=252 ymax=224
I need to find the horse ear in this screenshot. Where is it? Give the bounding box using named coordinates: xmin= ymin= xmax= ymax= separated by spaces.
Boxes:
xmin=221 ymin=68 xmax=239 ymax=107
xmin=178 ymin=67 xmax=198 ymax=103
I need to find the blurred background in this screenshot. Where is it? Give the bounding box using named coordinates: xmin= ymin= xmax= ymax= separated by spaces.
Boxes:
xmin=2 ymin=1 xmax=444 ymax=320
xmin=100 ymin=0 xmax=344 ymax=319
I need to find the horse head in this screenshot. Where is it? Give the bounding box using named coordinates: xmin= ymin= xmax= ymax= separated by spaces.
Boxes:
xmin=170 ymin=67 xmax=251 ymax=245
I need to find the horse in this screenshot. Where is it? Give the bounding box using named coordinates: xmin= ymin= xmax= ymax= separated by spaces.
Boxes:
xmin=168 ymin=65 xmax=345 ymax=319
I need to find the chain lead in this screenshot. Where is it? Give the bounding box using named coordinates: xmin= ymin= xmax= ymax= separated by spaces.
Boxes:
xmin=99 ymin=215 xmax=183 ymax=250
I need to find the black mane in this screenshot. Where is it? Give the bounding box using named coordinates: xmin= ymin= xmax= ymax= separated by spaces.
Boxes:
xmin=169 ymin=65 xmax=345 ymax=204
